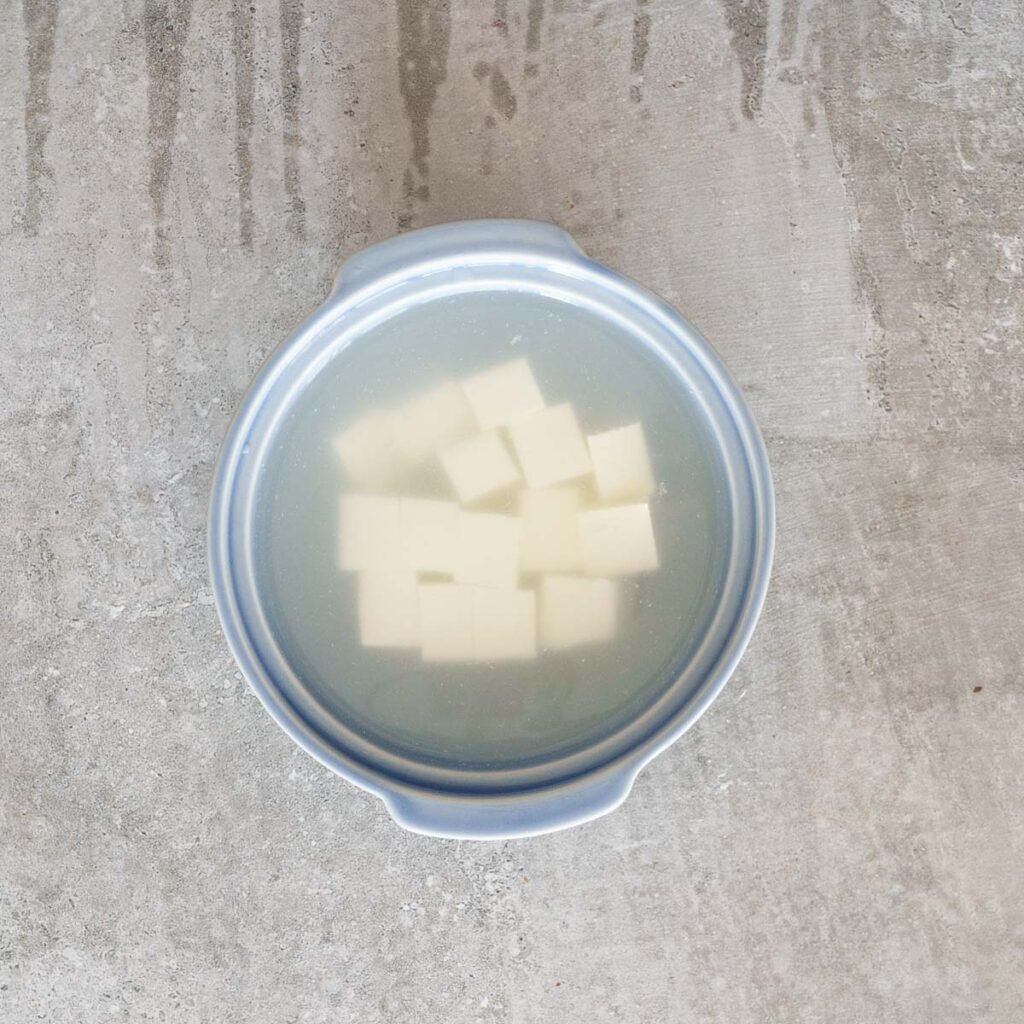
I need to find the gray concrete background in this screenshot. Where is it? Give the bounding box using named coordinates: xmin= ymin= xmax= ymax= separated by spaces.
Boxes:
xmin=2 ymin=0 xmax=1022 ymax=1020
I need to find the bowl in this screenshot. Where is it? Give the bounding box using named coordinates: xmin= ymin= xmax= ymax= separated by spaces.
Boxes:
xmin=208 ymin=219 xmax=773 ymax=838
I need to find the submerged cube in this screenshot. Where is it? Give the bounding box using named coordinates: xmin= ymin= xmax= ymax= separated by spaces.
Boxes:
xmin=418 ymin=584 xmax=475 ymax=662
xmin=455 ymin=512 xmax=522 ymax=589
xmin=401 ymin=498 xmax=460 ymax=574
xmin=440 ymin=430 xmax=521 ymax=503
xmin=331 ymin=410 xmax=402 ymax=489
xmin=460 ymin=358 xmax=545 ymax=430
xmin=358 ymin=572 xmax=420 ymax=648
xmin=518 ymin=487 xmax=583 ymax=573
xmin=578 ymin=503 xmax=659 ymax=576
xmin=587 ymin=422 xmax=656 ymax=502
xmin=473 ymin=588 xmax=537 ymax=661
xmin=338 ymin=494 xmax=404 ymax=571
xmin=508 ymin=403 xmax=593 ymax=489
xmin=539 ymin=575 xmax=617 ymax=650
xmin=393 ymin=380 xmax=476 ymax=463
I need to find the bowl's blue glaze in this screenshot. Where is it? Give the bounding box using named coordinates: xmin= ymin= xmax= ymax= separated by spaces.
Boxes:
xmin=208 ymin=219 xmax=774 ymax=839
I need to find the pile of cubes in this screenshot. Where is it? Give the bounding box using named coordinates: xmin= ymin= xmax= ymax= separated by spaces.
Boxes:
xmin=334 ymin=358 xmax=660 ymax=662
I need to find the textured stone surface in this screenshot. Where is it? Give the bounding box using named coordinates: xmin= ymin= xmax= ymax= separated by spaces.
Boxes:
xmin=2 ymin=1 xmax=1022 ymax=1021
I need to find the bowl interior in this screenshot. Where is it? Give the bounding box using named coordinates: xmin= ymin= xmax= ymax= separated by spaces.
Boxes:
xmin=218 ymin=259 xmax=763 ymax=793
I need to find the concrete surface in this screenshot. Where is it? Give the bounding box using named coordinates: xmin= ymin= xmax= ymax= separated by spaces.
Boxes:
xmin=2 ymin=0 xmax=1022 ymax=1020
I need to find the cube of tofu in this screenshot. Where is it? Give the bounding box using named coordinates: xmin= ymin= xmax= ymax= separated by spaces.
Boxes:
xmin=358 ymin=572 xmax=420 ymax=648
xmin=587 ymin=422 xmax=656 ymax=502
xmin=518 ymin=487 xmax=583 ymax=573
xmin=473 ymin=588 xmax=537 ymax=661
xmin=455 ymin=512 xmax=522 ymax=589
xmin=338 ymin=494 xmax=404 ymax=571
xmin=508 ymin=403 xmax=593 ymax=489
xmin=401 ymin=498 xmax=460 ymax=574
xmin=460 ymin=358 xmax=545 ymax=430
xmin=418 ymin=583 xmax=475 ymax=662
xmin=578 ymin=504 xmax=659 ymax=576
xmin=440 ymin=430 xmax=521 ymax=504
xmin=539 ymin=575 xmax=618 ymax=650
xmin=331 ymin=411 xmax=402 ymax=489
xmin=392 ymin=380 xmax=476 ymax=463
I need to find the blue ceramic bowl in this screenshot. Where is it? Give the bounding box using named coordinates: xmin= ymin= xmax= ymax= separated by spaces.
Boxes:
xmin=208 ymin=220 xmax=773 ymax=839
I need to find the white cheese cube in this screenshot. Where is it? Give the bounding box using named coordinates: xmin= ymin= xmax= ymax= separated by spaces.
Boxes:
xmin=587 ymin=422 xmax=656 ymax=502
xmin=358 ymin=572 xmax=420 ymax=648
xmin=338 ymin=494 xmax=404 ymax=571
xmin=508 ymin=403 xmax=593 ymax=489
xmin=418 ymin=584 xmax=475 ymax=662
xmin=518 ymin=487 xmax=583 ymax=573
xmin=455 ymin=512 xmax=521 ymax=589
xmin=440 ymin=430 xmax=521 ymax=503
xmin=473 ymin=588 xmax=537 ymax=661
xmin=539 ymin=575 xmax=618 ymax=650
xmin=401 ymin=498 xmax=459 ymax=574
xmin=331 ymin=411 xmax=402 ymax=489
xmin=578 ymin=504 xmax=659 ymax=576
xmin=460 ymin=358 xmax=545 ymax=429
xmin=393 ymin=380 xmax=476 ymax=462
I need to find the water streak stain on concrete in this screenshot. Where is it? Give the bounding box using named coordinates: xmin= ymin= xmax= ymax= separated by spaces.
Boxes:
xmin=526 ymin=0 xmax=544 ymax=52
xmin=803 ymin=93 xmax=817 ymax=132
xmin=811 ymin=11 xmax=892 ymax=414
xmin=279 ymin=0 xmax=307 ymax=239
xmin=719 ymin=0 xmax=768 ymax=120
xmin=494 ymin=0 xmax=508 ymax=37
xmin=231 ymin=0 xmax=256 ymax=250
xmin=402 ymin=168 xmax=429 ymax=204
xmin=630 ymin=0 xmax=650 ymax=104
xmin=21 ymin=0 xmax=58 ymax=236
xmin=143 ymin=0 xmax=195 ymax=267
xmin=474 ymin=61 xmax=517 ymax=121
xmin=396 ymin=0 xmax=452 ymax=182
xmin=778 ymin=0 xmax=799 ymax=62
xmin=489 ymin=68 xmax=517 ymax=120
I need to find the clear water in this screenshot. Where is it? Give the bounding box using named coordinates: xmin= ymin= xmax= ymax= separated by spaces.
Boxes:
xmin=255 ymin=290 xmax=730 ymax=769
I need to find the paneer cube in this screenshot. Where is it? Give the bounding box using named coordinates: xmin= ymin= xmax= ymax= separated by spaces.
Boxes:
xmin=331 ymin=411 xmax=402 ymax=489
xmin=401 ymin=498 xmax=460 ymax=574
xmin=518 ymin=487 xmax=583 ymax=573
xmin=539 ymin=575 xmax=618 ymax=650
xmin=473 ymin=588 xmax=537 ymax=661
xmin=578 ymin=503 xmax=659 ymax=576
xmin=358 ymin=572 xmax=420 ymax=648
xmin=508 ymin=403 xmax=593 ymax=489
xmin=440 ymin=430 xmax=521 ymax=503
xmin=338 ymin=494 xmax=404 ymax=571
xmin=393 ymin=380 xmax=476 ymax=462
xmin=455 ymin=512 xmax=522 ymax=589
xmin=418 ymin=584 xmax=475 ymax=662
xmin=460 ymin=358 xmax=545 ymax=429
xmin=587 ymin=422 xmax=656 ymax=502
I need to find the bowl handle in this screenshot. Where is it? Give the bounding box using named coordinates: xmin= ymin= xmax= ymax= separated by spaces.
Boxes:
xmin=381 ymin=766 xmax=638 ymax=841
xmin=330 ymin=219 xmax=587 ymax=299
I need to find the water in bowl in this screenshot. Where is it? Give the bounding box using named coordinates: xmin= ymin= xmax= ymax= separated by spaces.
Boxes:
xmin=254 ymin=289 xmax=730 ymax=769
